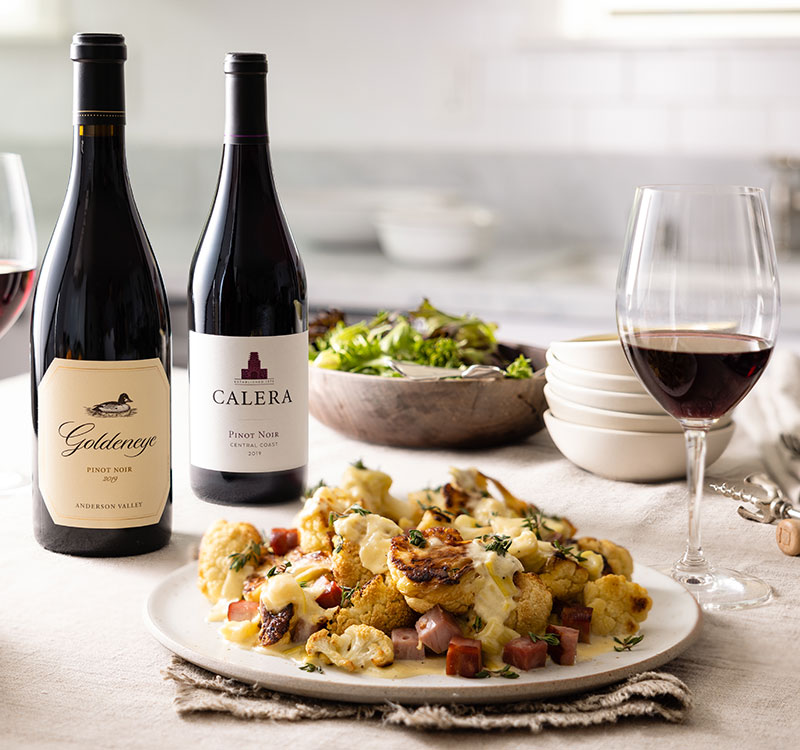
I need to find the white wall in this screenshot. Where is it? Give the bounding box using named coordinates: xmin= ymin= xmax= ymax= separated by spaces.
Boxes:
xmin=2 ymin=0 xmax=800 ymax=156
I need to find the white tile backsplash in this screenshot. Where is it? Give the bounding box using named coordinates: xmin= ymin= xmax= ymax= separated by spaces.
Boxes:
xmin=2 ymin=1 xmax=800 ymax=158
xmin=678 ymin=106 xmax=770 ymax=156
xmin=526 ymin=51 xmax=625 ymax=101
xmin=577 ymin=105 xmax=674 ymax=153
xmin=629 ymin=51 xmax=720 ymax=103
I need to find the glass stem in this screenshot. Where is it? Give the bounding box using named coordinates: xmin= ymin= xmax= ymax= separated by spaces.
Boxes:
xmin=675 ymin=427 xmax=712 ymax=582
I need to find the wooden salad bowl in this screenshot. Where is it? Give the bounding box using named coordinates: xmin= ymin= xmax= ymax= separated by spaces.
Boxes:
xmin=308 ymin=345 xmax=547 ymax=449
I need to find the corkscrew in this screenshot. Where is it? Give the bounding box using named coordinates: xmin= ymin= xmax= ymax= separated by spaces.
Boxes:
xmin=709 ymin=472 xmax=800 ymax=524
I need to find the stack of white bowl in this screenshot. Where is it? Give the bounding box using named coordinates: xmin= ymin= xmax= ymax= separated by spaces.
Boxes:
xmin=543 ymin=334 xmax=735 ymax=482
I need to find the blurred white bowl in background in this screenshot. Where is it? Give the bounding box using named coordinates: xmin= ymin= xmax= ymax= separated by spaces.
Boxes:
xmin=549 ymin=333 xmax=632 ymax=376
xmin=544 ymin=410 xmax=735 ymax=482
xmin=545 ymin=349 xmax=646 ymax=394
xmin=544 ymin=371 xmax=667 ymax=414
xmin=375 ymin=204 xmax=494 ymax=267
xmin=282 ymin=187 xmax=457 ymax=248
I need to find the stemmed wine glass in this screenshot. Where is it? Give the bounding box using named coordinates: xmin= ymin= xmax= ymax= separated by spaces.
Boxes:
xmin=616 ymin=185 xmax=779 ymax=610
xmin=0 ymin=153 xmax=37 ymax=491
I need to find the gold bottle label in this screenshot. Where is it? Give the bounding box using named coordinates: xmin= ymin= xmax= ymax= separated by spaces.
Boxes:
xmin=38 ymin=358 xmax=170 ymax=529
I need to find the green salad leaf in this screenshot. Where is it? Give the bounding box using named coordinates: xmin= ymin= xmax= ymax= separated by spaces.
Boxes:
xmin=309 ymin=299 xmax=532 ymax=378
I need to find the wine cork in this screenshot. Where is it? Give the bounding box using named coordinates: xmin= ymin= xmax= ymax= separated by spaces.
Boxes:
xmin=776 ymin=519 xmax=800 ymax=556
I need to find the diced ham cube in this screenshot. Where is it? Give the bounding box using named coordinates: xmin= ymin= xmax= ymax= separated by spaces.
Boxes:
xmin=270 ymin=527 xmax=300 ymax=556
xmin=546 ymin=624 xmax=580 ymax=666
xmin=392 ymin=628 xmax=424 ymax=661
xmin=292 ymin=618 xmax=324 ymax=644
xmin=227 ymin=600 xmax=259 ymax=622
xmin=446 ymin=636 xmax=483 ymax=678
xmin=415 ymin=605 xmax=462 ymax=654
xmin=560 ymin=605 xmax=593 ymax=644
xmin=314 ymin=577 xmax=343 ymax=609
xmin=502 ymin=637 xmax=547 ymax=670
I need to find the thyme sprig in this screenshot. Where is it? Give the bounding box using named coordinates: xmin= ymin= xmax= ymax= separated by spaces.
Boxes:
xmin=340 ymin=585 xmax=359 ymax=606
xmin=304 ymin=478 xmax=325 ymax=498
xmin=481 ymin=534 xmax=512 ymax=556
xmin=408 ymin=529 xmax=427 ymax=548
xmin=328 ymin=504 xmax=372 ymax=528
xmin=298 ymin=662 xmax=324 ymax=674
xmin=528 ymin=631 xmax=560 ymax=646
xmin=227 ymin=540 xmax=263 ymax=572
xmin=522 ymin=509 xmax=553 ymax=540
xmin=265 ymin=561 xmax=293 ymax=578
xmin=351 ymin=458 xmax=367 ymax=470
xmin=614 ymin=634 xmax=644 ymax=652
xmin=472 ymin=615 xmax=484 ymax=631
xmin=552 ymin=540 xmax=587 ymax=563
xmin=475 ymin=664 xmax=519 ymax=680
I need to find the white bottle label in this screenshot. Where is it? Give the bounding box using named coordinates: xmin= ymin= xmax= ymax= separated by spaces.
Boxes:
xmin=189 ymin=331 xmax=309 ymax=473
xmin=37 ymin=358 xmax=171 ymax=529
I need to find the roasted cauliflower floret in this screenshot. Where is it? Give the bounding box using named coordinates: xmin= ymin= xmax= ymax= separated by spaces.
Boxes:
xmin=305 ymin=624 xmax=394 ymax=671
xmin=331 ymin=538 xmax=373 ymax=588
xmin=198 ymin=520 xmax=263 ymax=603
xmin=577 ymin=537 xmax=634 ymax=579
xmin=507 ymin=530 xmax=550 ymax=572
xmin=538 ymin=554 xmax=590 ymax=603
xmin=407 ymin=487 xmax=447 ymax=525
xmin=583 ymin=574 xmax=652 ymax=636
xmin=504 ymin=571 xmax=553 ymax=636
xmin=416 ymin=508 xmax=455 ymax=531
xmin=296 ymin=486 xmax=352 ymax=553
xmin=329 ymin=574 xmax=417 ymax=635
xmin=340 ymin=464 xmax=411 ymax=521
xmin=387 ymin=527 xmax=476 ymax=614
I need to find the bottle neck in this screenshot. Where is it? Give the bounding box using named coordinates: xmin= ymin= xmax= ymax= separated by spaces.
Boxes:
xmin=224 ymin=72 xmax=268 ymax=145
xmin=70 ymin=59 xmax=128 ymax=187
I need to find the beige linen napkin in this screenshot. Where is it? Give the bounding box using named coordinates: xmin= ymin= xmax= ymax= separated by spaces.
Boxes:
xmin=164 ymin=655 xmax=691 ymax=731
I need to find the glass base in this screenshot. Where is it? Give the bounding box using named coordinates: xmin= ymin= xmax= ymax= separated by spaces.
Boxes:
xmin=0 ymin=469 xmax=29 ymax=494
xmin=669 ymin=564 xmax=772 ymax=611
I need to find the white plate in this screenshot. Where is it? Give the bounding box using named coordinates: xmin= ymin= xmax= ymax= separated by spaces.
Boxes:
xmin=144 ymin=561 xmax=701 ymax=705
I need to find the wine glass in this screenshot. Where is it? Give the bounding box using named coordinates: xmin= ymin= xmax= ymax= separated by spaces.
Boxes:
xmin=0 ymin=153 xmax=37 ymax=491
xmin=616 ymin=185 xmax=779 ymax=610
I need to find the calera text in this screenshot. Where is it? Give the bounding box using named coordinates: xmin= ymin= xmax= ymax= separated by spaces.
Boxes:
xmin=212 ymin=389 xmax=292 ymax=406
xmin=58 ymin=422 xmax=158 ymax=459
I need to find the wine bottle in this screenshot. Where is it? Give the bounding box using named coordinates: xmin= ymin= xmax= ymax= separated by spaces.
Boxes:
xmin=188 ymin=52 xmax=308 ymax=505
xmin=30 ymin=33 xmax=172 ymax=556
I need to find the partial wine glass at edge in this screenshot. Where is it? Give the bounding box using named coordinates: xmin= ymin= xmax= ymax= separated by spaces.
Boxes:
xmin=0 ymin=152 xmax=37 ymax=492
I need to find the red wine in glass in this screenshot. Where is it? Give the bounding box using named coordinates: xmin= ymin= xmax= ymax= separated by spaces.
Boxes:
xmin=626 ymin=330 xmax=772 ymax=421
xmin=0 ymin=262 xmax=35 ymax=338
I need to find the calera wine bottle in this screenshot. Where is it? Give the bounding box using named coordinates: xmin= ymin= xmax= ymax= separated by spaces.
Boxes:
xmin=188 ymin=53 xmax=308 ymax=505
xmin=30 ymin=34 xmax=172 ymax=556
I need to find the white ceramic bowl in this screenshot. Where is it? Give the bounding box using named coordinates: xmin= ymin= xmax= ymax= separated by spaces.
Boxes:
xmin=375 ymin=205 xmax=494 ymax=267
xmin=549 ymin=334 xmax=633 ymax=376
xmin=544 ymin=374 xmax=667 ymax=415
xmin=282 ymin=187 xmax=456 ymax=247
xmin=544 ymin=410 xmax=735 ymax=482
xmin=544 ymin=384 xmax=732 ymax=434
xmin=545 ymin=349 xmax=647 ymax=394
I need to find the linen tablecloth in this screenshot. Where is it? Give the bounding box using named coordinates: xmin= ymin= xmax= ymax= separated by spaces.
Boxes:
xmin=1 ymin=369 xmax=797 ymax=749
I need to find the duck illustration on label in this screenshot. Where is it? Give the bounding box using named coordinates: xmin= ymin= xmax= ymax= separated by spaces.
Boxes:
xmin=86 ymin=392 xmax=136 ymax=417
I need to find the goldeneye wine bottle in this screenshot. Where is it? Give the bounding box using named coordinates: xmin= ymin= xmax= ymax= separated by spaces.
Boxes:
xmin=31 ymin=34 xmax=172 ymax=556
xmin=188 ymin=53 xmax=308 ymax=505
